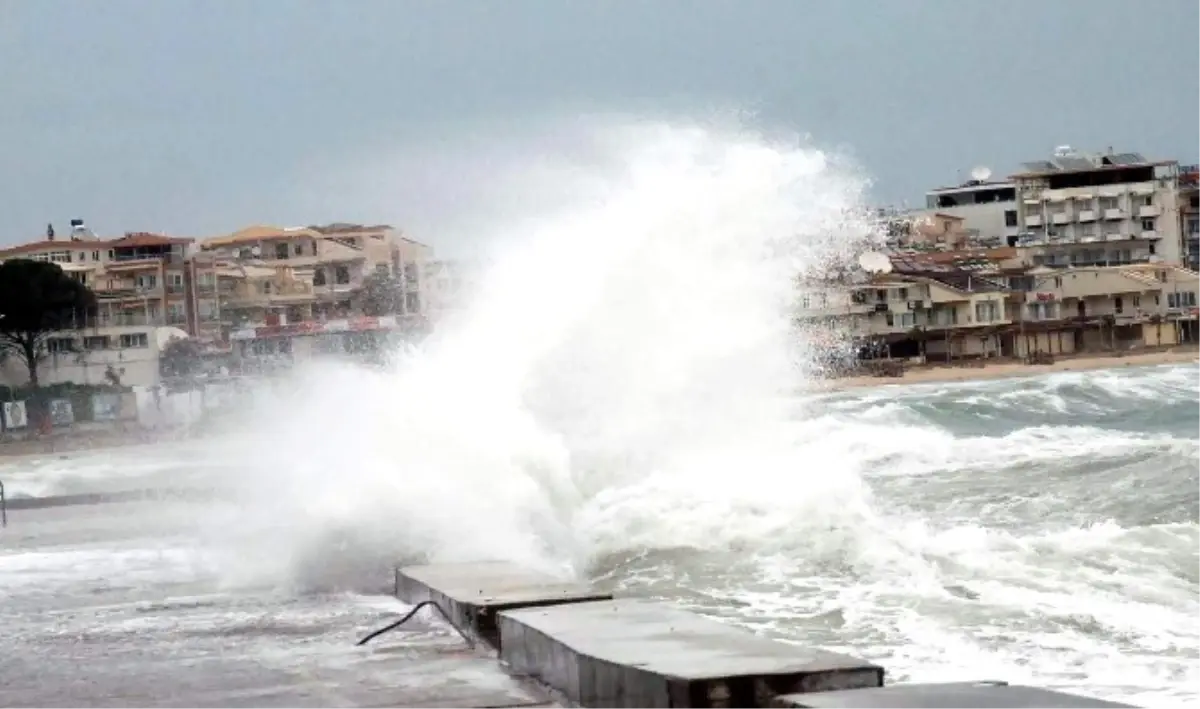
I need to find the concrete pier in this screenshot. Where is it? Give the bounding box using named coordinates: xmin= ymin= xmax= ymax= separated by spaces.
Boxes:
xmin=393 ymin=561 xmax=1141 ymax=709
xmin=770 ymin=681 xmax=1135 ymax=708
xmin=394 ymin=561 xmax=613 ymax=649
xmin=499 ymin=598 xmax=883 ymax=707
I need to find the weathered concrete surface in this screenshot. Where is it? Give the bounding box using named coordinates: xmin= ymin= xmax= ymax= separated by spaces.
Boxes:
xmin=499 ymin=598 xmax=883 ymax=708
xmin=395 ymin=561 xmax=612 ymax=648
xmin=771 ymin=681 xmax=1136 ymax=708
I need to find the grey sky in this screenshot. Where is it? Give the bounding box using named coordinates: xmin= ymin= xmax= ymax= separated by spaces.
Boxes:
xmin=1 ymin=0 xmax=1196 ymax=253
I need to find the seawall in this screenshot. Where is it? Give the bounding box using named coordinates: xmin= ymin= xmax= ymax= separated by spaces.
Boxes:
xmin=371 ymin=561 xmax=1138 ymax=708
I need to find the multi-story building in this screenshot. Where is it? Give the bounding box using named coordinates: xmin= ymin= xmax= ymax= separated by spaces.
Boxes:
xmin=1012 ymin=147 xmax=1185 ymax=268
xmin=799 ymin=254 xmax=1199 ymax=364
xmin=1179 ymin=164 xmax=1199 ymax=270
xmin=920 ymin=178 xmax=1020 ymax=247
xmin=200 ymin=222 xmax=433 ymax=365
xmin=0 ymin=224 xmax=221 ymax=387
xmin=799 ymin=263 xmax=1013 ymax=360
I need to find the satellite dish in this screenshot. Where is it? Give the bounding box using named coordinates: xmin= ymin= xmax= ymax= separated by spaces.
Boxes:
xmin=969 ymin=165 xmax=992 ymax=182
xmin=857 ymin=251 xmax=894 ymax=274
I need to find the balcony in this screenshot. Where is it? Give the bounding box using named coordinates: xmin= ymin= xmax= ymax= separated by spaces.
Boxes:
xmin=1104 ymin=231 xmax=1128 ymax=242
xmin=1137 ymin=204 xmax=1161 ymax=218
xmin=1077 ymin=209 xmax=1096 ymax=222
xmin=1025 ymin=214 xmax=1043 ymax=227
xmin=1140 ymin=230 xmax=1160 ymax=240
xmin=1051 ymin=212 xmax=1070 ymax=225
xmin=224 ymin=281 xmax=315 ymax=307
xmin=1103 ymin=208 xmax=1125 ymax=220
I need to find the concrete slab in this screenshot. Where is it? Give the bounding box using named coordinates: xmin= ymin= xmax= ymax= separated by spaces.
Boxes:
xmin=394 ymin=561 xmax=612 ymax=649
xmin=771 ymin=682 xmax=1135 ymax=708
xmin=498 ymin=598 xmax=883 ymax=708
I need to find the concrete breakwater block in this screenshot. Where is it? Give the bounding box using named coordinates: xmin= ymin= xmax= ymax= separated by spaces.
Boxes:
xmin=394 ymin=561 xmax=612 ymax=649
xmin=771 ymin=681 xmax=1136 ymax=708
xmin=498 ymin=598 xmax=883 ymax=708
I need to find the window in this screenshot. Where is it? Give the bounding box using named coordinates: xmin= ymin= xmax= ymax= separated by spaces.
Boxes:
xmin=84 ymin=335 xmax=110 ymax=350
xmin=1100 ymin=197 xmax=1119 ymax=210
xmin=46 ymin=337 xmax=75 ymax=354
xmin=1004 ymin=210 xmax=1018 ymax=227
xmin=1114 ymin=296 xmax=1123 ymax=314
xmin=294 ymin=242 xmax=304 ymax=256
xmin=119 ymin=333 xmax=149 ymax=348
xmin=1138 ymin=195 xmax=1153 ymax=206
xmin=92 ymin=250 xmax=101 ymax=261
xmin=167 ymin=303 xmax=186 ymax=323
xmin=313 ymin=268 xmax=326 ymax=286
xmin=335 ymin=265 xmax=351 ymax=285
xmin=1141 ymin=218 xmax=1156 ymax=232
xmin=275 ymin=242 xmax=289 ymax=259
xmin=974 ymin=301 xmax=999 ymax=322
xmin=1054 ymin=277 xmax=1063 ymax=288
xmin=136 ymin=274 xmax=157 ymax=290
xmin=1132 ymin=295 xmax=1140 ymax=308
xmin=1169 ymin=291 xmax=1199 ymax=309
xmin=107 ymin=250 xmax=114 ymax=259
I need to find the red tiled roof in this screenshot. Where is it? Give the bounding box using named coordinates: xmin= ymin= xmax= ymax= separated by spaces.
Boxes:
xmin=0 ymin=232 xmax=192 ymax=258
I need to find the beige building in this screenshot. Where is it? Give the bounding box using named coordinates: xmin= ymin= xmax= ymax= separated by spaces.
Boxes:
xmin=799 ymin=255 xmax=1199 ymax=364
xmin=0 ymin=225 xmax=220 ymax=387
xmin=1012 ymin=148 xmax=1185 ymax=268
xmin=799 ymin=268 xmax=1012 ymax=360
xmin=200 ymin=223 xmax=432 ymax=330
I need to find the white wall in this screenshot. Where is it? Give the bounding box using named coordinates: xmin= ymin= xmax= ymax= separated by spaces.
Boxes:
xmin=0 ymin=326 xmax=168 ymax=388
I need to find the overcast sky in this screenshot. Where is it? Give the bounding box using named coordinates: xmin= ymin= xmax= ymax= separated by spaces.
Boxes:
xmin=1 ymin=0 xmax=1196 ymax=253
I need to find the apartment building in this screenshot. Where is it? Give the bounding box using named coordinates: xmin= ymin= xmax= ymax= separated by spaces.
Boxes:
xmin=200 ymin=222 xmax=433 ymax=365
xmin=799 ymin=249 xmax=1199 ymax=364
xmin=799 ymin=264 xmax=1012 ymax=360
xmin=0 ymin=225 xmax=220 ymax=387
xmin=201 ymin=223 xmax=430 ymax=324
xmin=920 ymin=178 xmax=1019 ymax=247
xmin=1012 ymin=147 xmax=1184 ymax=268
xmin=1180 ymin=164 xmax=1198 ymax=270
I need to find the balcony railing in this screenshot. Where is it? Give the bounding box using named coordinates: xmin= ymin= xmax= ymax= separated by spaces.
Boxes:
xmin=1103 ymin=208 xmax=1125 ymax=220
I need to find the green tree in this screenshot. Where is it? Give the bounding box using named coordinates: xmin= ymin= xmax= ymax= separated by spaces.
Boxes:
xmin=0 ymin=259 xmax=96 ymax=387
xmin=360 ymin=270 xmax=403 ymax=316
xmin=159 ymin=336 xmax=206 ymax=380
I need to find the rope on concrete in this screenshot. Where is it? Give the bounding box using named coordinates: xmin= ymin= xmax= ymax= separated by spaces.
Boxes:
xmin=356 ymin=599 xmax=475 ymax=648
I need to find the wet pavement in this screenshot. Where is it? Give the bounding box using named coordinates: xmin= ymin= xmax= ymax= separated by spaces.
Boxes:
xmin=0 ymin=500 xmax=554 ymax=708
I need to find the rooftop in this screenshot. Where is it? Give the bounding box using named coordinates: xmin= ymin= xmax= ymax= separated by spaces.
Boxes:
xmin=1010 ymin=148 xmax=1175 ymax=179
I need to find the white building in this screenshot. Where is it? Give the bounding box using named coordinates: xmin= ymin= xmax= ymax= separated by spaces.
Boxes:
xmin=921 ymin=178 xmax=1020 ymax=248
xmin=1012 ymin=148 xmax=1185 ymax=268
xmin=0 ymin=325 xmax=186 ymax=389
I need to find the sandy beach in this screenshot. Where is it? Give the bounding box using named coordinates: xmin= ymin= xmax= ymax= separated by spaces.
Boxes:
xmin=824 ymin=346 xmax=1199 ymax=391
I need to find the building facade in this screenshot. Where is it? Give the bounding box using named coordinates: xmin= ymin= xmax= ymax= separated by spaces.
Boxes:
xmin=1012 ymin=148 xmax=1185 ymax=268
xmin=920 ymin=179 xmax=1019 ymax=247
xmin=0 ymin=226 xmax=220 ymax=388
xmin=1180 ymin=164 xmax=1198 ymax=270
xmin=199 ymin=223 xmax=434 ymax=369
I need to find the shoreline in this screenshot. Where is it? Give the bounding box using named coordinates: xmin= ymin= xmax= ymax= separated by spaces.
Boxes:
xmin=3 ymin=347 xmax=1195 ymax=460
xmin=818 ymin=346 xmax=1198 ymax=392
